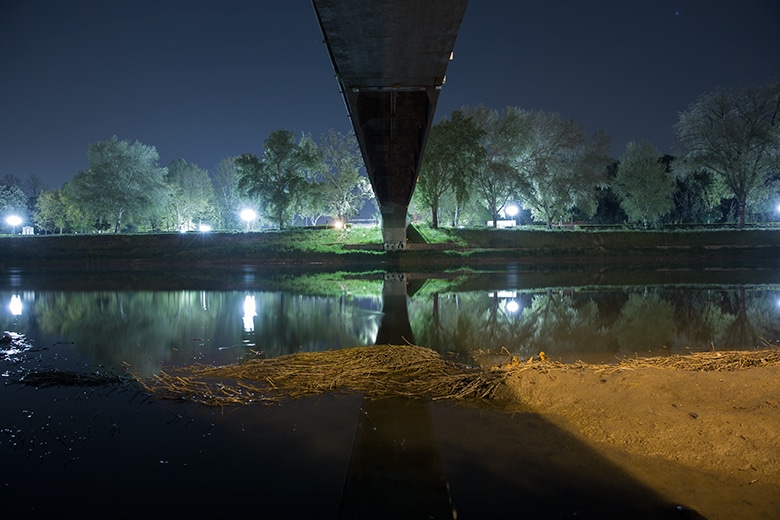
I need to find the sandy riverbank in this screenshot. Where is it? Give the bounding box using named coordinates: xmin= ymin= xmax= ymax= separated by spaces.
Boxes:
xmin=489 ymin=354 xmax=780 ymax=519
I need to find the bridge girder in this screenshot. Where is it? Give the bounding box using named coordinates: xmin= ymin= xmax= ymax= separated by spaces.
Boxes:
xmin=312 ymin=0 xmax=468 ymax=249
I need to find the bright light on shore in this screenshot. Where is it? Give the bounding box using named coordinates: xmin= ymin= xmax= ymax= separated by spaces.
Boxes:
xmin=6 ymin=215 xmax=22 ymax=234
xmin=505 ymin=205 xmax=519 ymax=218
xmin=198 ymin=224 xmax=212 ymax=232
xmin=240 ymin=209 xmax=257 ymax=231
xmin=332 ymin=219 xmax=344 ymax=229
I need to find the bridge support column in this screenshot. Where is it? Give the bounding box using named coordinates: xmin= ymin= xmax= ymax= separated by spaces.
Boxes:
xmin=381 ymin=204 xmax=408 ymax=251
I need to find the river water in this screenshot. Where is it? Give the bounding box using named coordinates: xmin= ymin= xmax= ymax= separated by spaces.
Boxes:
xmin=2 ymin=265 xmax=778 ymax=517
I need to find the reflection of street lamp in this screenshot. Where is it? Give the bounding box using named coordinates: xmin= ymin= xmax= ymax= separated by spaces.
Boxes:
xmin=9 ymin=294 xmax=22 ymax=316
xmin=242 ymin=295 xmax=256 ymax=332
xmin=240 ymin=209 xmax=257 ymax=231
xmin=6 ymin=215 xmax=22 ymax=235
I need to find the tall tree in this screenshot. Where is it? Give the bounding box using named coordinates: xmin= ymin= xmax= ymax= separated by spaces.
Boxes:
xmin=69 ymin=136 xmax=169 ymax=232
xmin=614 ymin=141 xmax=675 ymax=228
xmin=211 ymin=157 xmax=241 ymax=230
xmin=675 ymin=82 xmax=780 ymax=228
xmin=165 ymin=159 xmax=216 ymax=231
xmin=1 ymin=183 xmax=28 ymax=230
xmin=461 ymin=106 xmax=524 ymax=227
xmin=236 ymin=130 xmax=320 ymax=229
xmin=34 ymin=190 xmax=69 ymax=234
xmin=417 ymin=110 xmax=485 ymax=228
xmin=1 ymin=184 xmax=26 ymax=212
xmin=667 ymin=164 xmax=726 ymax=224
xmin=317 ymin=129 xmax=373 ymax=223
xmin=515 ymin=111 xmax=611 ymax=229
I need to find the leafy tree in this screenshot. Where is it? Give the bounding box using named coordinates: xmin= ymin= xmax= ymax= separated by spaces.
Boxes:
xmin=417 ymin=110 xmax=485 ymax=228
xmin=667 ymin=164 xmax=725 ymax=224
xmin=614 ymin=141 xmax=675 ymax=228
xmin=317 ymin=129 xmax=373 ymax=223
xmin=236 ymin=130 xmax=320 ymax=229
xmin=675 ymin=82 xmax=780 ymax=228
xmin=60 ymin=182 xmax=91 ymax=233
xmin=211 ymin=157 xmax=242 ymax=230
xmin=164 ymin=159 xmax=216 ymax=231
xmin=515 ymin=111 xmax=611 ymax=228
xmin=34 ymin=190 xmax=69 ymax=234
xmin=1 ymin=183 xmax=27 ymax=224
xmin=69 ymin=136 xmax=169 ymax=232
xmin=587 ymin=163 xmax=628 ymax=225
xmin=292 ymin=181 xmax=328 ymax=226
xmin=461 ymin=106 xmax=524 ymax=227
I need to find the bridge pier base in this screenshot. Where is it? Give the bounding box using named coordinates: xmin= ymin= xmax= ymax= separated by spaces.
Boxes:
xmin=381 ymin=205 xmax=408 ymax=251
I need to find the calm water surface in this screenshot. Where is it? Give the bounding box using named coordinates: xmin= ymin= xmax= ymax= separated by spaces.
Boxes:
xmin=3 ymin=282 xmax=778 ymax=370
xmin=2 ymin=266 xmax=778 ymax=517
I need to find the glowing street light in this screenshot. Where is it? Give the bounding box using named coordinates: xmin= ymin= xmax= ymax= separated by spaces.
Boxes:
xmin=505 ymin=205 xmax=519 ymax=218
xmin=240 ymin=208 xmax=257 ymax=231
xmin=6 ymin=215 xmax=22 ymax=235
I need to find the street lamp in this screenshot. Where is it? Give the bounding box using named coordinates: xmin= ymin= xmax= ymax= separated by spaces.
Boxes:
xmin=240 ymin=209 xmax=257 ymax=231
xmin=6 ymin=215 xmax=22 ymax=235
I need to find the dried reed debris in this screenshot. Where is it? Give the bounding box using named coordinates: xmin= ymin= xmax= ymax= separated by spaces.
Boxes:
xmin=139 ymin=344 xmax=505 ymax=407
xmin=137 ymin=343 xmax=780 ymax=407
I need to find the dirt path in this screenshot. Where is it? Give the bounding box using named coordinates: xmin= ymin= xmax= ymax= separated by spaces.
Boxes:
xmin=492 ymin=357 xmax=780 ymax=519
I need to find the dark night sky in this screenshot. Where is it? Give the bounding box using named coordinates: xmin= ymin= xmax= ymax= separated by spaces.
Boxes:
xmin=1 ymin=0 xmax=778 ymax=190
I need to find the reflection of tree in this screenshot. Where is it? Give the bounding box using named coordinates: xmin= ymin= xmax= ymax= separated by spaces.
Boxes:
xmin=667 ymin=289 xmax=734 ymax=350
xmin=410 ymin=290 xmax=608 ymax=359
xmin=720 ymin=287 xmax=777 ymax=349
xmin=16 ymin=285 xmax=780 ymax=378
xmin=743 ymin=291 xmax=780 ymax=346
xmin=611 ymin=290 xmax=677 ymax=355
xmin=243 ymin=292 xmax=382 ymax=357
xmin=518 ymin=292 xmax=605 ymax=357
xmin=32 ymin=291 xmax=382 ymax=375
xmin=412 ymin=292 xmax=511 ymax=358
xmin=34 ymin=291 xmax=239 ymax=375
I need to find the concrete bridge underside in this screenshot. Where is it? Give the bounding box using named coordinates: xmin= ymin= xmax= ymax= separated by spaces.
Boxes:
xmin=312 ymin=0 xmax=468 ymax=250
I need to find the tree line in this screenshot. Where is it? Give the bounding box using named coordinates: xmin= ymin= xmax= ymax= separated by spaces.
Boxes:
xmin=2 ymin=81 xmax=777 ymax=234
xmin=24 ymin=129 xmax=375 ymax=234
xmin=413 ymin=82 xmax=780 ymax=229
